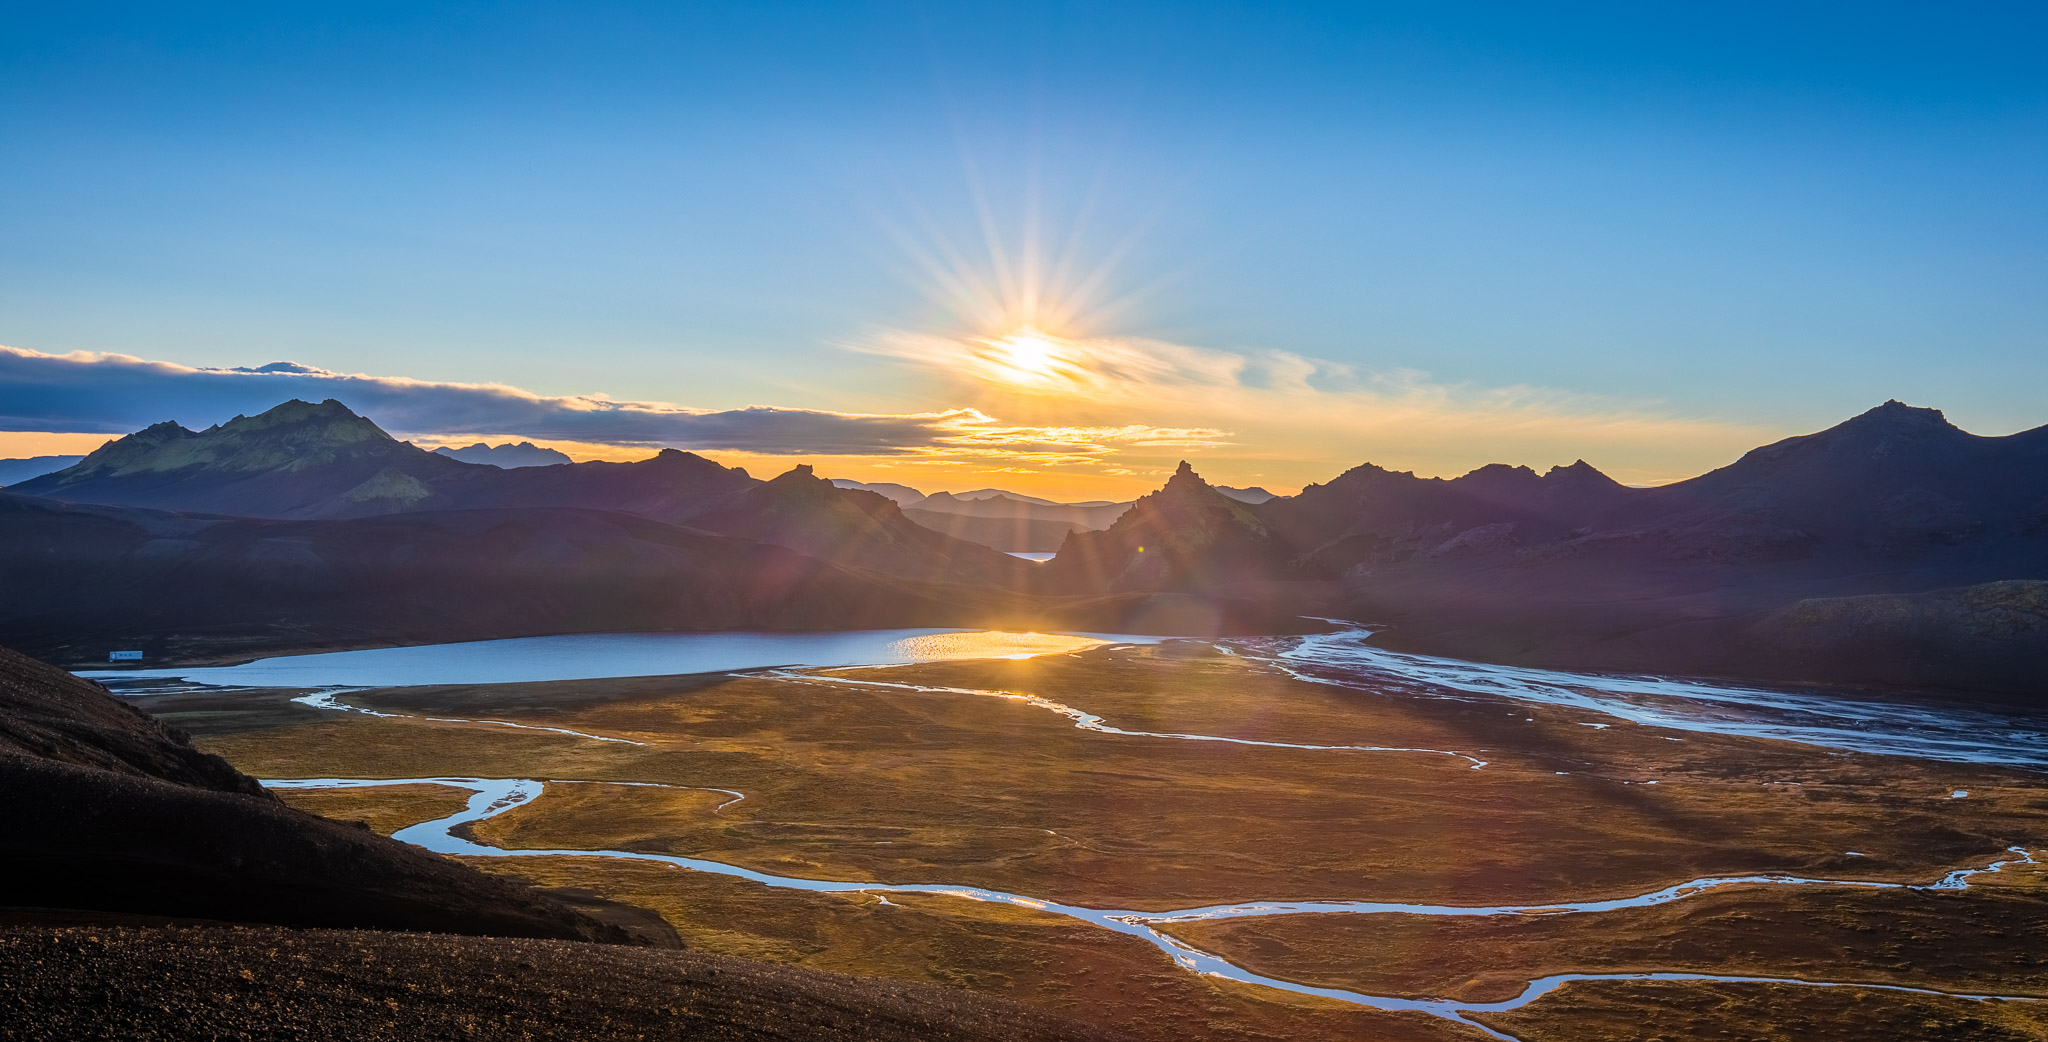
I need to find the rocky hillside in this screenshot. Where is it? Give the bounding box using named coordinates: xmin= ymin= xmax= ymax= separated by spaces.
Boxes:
xmin=1043 ymin=462 xmax=1311 ymax=593
xmin=0 ymin=921 xmax=1131 ymax=1042
xmin=0 ymin=645 xmax=639 ymax=939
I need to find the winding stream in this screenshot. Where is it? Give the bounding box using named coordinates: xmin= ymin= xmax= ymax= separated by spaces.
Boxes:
xmin=769 ymin=670 xmax=1490 ymax=768
xmin=90 ymin=626 xmax=2048 ymax=1034
xmin=290 ymin=688 xmax=648 ymax=745
xmin=266 ymin=775 xmax=2043 ymax=1041
xmin=91 ymin=625 xmax=2048 ymax=769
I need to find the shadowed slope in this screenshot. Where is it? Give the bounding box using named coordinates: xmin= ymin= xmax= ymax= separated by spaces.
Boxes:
xmin=432 ymin=446 xmax=761 ymax=517
xmin=0 ymin=922 xmax=1133 ymax=1042
xmin=0 ymin=492 xmax=1001 ymax=662
xmin=0 ymin=647 xmax=642 ymax=940
xmin=688 ymin=465 xmax=1037 ymax=588
xmin=1265 ymin=458 xmax=1631 ymax=573
xmin=1044 ymin=462 xmax=1311 ymax=593
xmin=904 ymin=492 xmax=1132 ymax=552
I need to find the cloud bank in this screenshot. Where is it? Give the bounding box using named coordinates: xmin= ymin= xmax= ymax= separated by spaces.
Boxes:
xmin=0 ymin=346 xmax=1226 ymax=461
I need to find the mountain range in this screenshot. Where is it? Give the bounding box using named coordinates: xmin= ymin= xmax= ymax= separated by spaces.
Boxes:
xmin=0 ymin=454 xmax=85 ymax=487
xmin=832 ymin=478 xmax=1275 ymax=551
xmin=7 ymin=397 xmax=2044 ymax=693
xmin=1046 ymin=401 xmax=2046 ymax=692
xmin=11 ymin=400 xmax=1032 ymax=589
xmin=433 ymin=440 xmax=574 ymax=467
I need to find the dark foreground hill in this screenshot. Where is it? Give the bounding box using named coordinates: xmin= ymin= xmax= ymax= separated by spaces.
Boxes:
xmin=0 ymin=651 xmax=1129 ymax=1042
xmin=0 ymin=919 xmax=1131 ymax=1042
xmin=0 ymin=645 xmax=634 ymax=939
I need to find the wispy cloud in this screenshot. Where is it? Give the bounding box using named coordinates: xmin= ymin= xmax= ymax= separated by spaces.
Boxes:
xmin=0 ymin=345 xmax=1224 ymax=464
xmin=862 ymin=329 xmax=1338 ymax=403
xmin=855 ymin=328 xmax=1778 ymax=485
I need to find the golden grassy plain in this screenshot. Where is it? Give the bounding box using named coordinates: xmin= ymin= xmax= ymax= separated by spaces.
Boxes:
xmin=155 ymin=643 xmax=2048 ymax=1042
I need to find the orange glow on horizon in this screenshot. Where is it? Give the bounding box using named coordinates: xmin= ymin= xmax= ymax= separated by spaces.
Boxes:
xmin=0 ymin=431 xmax=118 ymax=458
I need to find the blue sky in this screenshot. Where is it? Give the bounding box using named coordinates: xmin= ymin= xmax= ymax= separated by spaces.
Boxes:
xmin=3 ymin=2 xmax=2044 ymax=495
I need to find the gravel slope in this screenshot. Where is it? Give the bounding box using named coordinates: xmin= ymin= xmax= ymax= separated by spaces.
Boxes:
xmin=0 ymin=916 xmax=1133 ymax=1042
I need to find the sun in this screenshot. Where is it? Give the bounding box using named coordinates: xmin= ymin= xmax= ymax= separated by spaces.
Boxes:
xmin=997 ymin=331 xmax=1059 ymax=375
xmin=973 ymin=326 xmax=1079 ymax=388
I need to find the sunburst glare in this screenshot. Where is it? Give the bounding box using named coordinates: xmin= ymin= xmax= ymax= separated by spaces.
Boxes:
xmin=975 ymin=326 xmax=1085 ymax=388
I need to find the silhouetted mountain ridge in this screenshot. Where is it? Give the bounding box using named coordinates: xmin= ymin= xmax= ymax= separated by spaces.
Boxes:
xmin=1044 ymin=462 xmax=1306 ymax=593
xmin=688 ymin=465 xmax=1032 ymax=586
xmin=433 ymin=441 xmax=574 ymax=467
xmin=13 ymin=399 xmax=474 ymax=518
xmin=16 ymin=401 xmax=1024 ymax=588
xmin=1235 ymin=402 xmax=2048 ymax=693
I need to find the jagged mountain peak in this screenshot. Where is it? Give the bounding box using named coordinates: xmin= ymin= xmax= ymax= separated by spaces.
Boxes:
xmin=1709 ymin=399 xmax=1972 ymax=483
xmin=1542 ymin=459 xmax=1624 ymax=489
xmin=1127 ymin=461 xmax=1253 ymax=519
xmin=1847 ymin=399 xmax=1953 ymax=429
xmin=769 ymin=462 xmax=823 ymax=486
xmin=1153 ymin=461 xmax=1240 ymax=505
xmin=1452 ymin=463 xmax=1540 ymax=491
xmin=1316 ymin=462 xmax=1411 ymax=492
xmin=1806 ymin=399 xmax=1965 ymax=451
xmin=646 ymin=447 xmax=746 ymax=477
xmin=741 ymin=463 xmax=877 ymax=515
xmin=216 ymin=398 xmax=389 ymax=438
xmin=431 ymin=441 xmax=572 ymax=468
xmin=176 ymin=398 xmax=399 ymax=460
xmin=9 ymin=397 xmax=459 ymax=514
xmin=1043 ymin=459 xmax=1298 ymax=591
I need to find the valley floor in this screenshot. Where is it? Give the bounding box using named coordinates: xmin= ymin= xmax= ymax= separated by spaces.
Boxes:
xmin=144 ymin=642 xmax=2048 ymax=1042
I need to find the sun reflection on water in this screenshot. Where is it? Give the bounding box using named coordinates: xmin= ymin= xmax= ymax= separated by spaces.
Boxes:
xmin=882 ymin=630 xmax=1110 ymax=661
